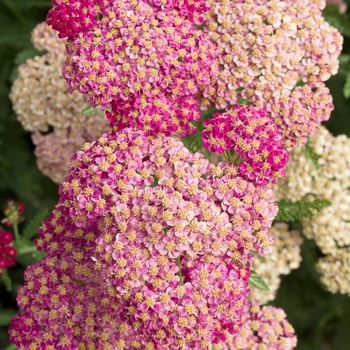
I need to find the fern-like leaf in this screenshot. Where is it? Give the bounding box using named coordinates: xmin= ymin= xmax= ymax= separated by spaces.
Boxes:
xmin=275 ymin=199 xmax=331 ymax=222
xmin=22 ymin=207 xmax=49 ymax=241
xmin=302 ymin=138 xmax=320 ymax=169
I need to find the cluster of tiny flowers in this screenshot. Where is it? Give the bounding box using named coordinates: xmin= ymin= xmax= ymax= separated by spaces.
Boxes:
xmin=9 ymin=128 xmax=278 ymax=349
xmin=49 ymin=0 xmax=217 ymax=136
xmin=201 ymin=0 xmax=342 ymax=149
xmin=208 ymin=301 xmax=297 ymax=350
xmin=316 ymin=248 xmax=350 ymax=297
xmin=32 ymin=130 xmax=93 ymax=184
xmin=48 ymin=0 xmax=210 ymax=39
xmin=0 ymin=230 xmax=16 ymax=273
xmin=1 ymin=199 xmax=25 ymax=227
xmin=202 ymin=105 xmax=288 ymax=186
xmin=250 ymin=223 xmax=303 ymax=304
xmin=10 ymin=22 xmax=109 ymax=183
xmin=274 ymin=126 xmax=350 ymax=295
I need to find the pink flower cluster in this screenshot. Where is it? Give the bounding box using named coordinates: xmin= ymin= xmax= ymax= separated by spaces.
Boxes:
xmin=210 ymin=302 xmax=297 ymax=350
xmin=48 ymin=0 xmax=217 ymax=137
xmin=0 ymin=230 xmax=16 ymax=273
xmin=202 ymin=0 xmax=342 ymax=149
xmin=202 ymin=105 xmax=288 ymax=186
xmin=10 ymin=129 xmax=278 ymax=349
xmin=48 ymin=0 xmax=209 ymax=40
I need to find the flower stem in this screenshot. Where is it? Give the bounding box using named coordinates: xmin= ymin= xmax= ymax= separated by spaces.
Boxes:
xmin=176 ymin=257 xmax=184 ymax=286
xmin=12 ymin=222 xmax=21 ymax=248
xmin=223 ymin=150 xmax=233 ymax=163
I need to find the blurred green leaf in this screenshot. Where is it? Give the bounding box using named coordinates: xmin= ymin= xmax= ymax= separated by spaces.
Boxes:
xmin=0 ymin=309 xmax=17 ymax=326
xmin=344 ymin=71 xmax=350 ymax=98
xmin=275 ymin=199 xmax=331 ymax=222
xmin=22 ymin=207 xmax=49 ymax=241
xmin=302 ymin=138 xmax=320 ymax=169
xmin=323 ymin=5 xmax=350 ymax=36
xmin=0 ymin=269 xmax=12 ymax=291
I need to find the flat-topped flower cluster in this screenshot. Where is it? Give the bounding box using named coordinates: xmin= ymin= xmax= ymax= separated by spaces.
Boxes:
xmin=202 ymin=0 xmax=342 ymax=149
xmin=10 ymin=129 xmax=279 ymax=349
xmin=10 ymin=22 xmax=109 ymax=183
xmin=202 ymin=105 xmax=289 ymax=186
xmin=48 ymin=0 xmax=218 ymax=137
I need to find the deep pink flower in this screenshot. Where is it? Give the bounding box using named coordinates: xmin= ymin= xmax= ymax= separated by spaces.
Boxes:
xmin=202 ymin=105 xmax=289 ymax=186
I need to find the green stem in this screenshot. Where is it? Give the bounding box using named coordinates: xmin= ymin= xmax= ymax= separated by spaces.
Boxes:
xmin=176 ymin=257 xmax=184 ymax=286
xmin=12 ymin=222 xmax=21 ymax=248
xmin=223 ymin=150 xmax=233 ymax=163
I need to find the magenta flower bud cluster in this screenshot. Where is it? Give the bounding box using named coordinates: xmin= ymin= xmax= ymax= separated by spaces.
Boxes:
xmin=9 ymin=129 xmax=278 ymax=349
xmin=202 ymin=105 xmax=289 ymax=186
xmin=0 ymin=230 xmax=16 ymax=273
xmin=47 ymin=0 xmax=218 ymax=137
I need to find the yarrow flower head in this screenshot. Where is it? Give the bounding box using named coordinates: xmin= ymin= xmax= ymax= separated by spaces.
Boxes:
xmin=201 ymin=0 xmax=342 ymax=149
xmin=10 ymin=129 xmax=278 ymax=349
xmin=250 ymin=223 xmax=303 ymax=304
xmin=209 ymin=301 xmax=297 ymax=350
xmin=50 ymin=0 xmax=217 ymax=136
xmin=0 ymin=230 xmax=16 ymax=273
xmin=47 ymin=0 xmax=210 ymax=39
xmin=202 ymin=105 xmax=289 ymax=186
xmin=10 ymin=22 xmax=109 ymax=183
xmin=1 ymin=200 xmax=25 ymax=227
xmin=274 ymin=126 xmax=350 ymax=296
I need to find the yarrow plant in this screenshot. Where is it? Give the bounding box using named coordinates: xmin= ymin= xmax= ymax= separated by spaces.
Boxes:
xmin=7 ymin=0 xmax=345 ymax=348
xmin=0 ymin=230 xmax=16 ymax=274
xmin=209 ymin=301 xmax=297 ymax=349
xmin=2 ymin=200 xmax=25 ymax=228
xmin=47 ymin=0 xmax=218 ymax=137
xmin=201 ymin=0 xmax=342 ymax=149
xmin=274 ymin=126 xmax=350 ymax=296
xmin=9 ymin=128 xmax=279 ymax=349
xmin=202 ymin=105 xmax=289 ymax=186
xmin=10 ymin=22 xmax=109 ymax=183
xmin=250 ymin=223 xmax=303 ymax=304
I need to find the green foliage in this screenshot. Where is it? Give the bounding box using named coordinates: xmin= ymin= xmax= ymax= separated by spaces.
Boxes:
xmin=323 ymin=5 xmax=350 ymax=36
xmin=249 ymin=270 xmax=269 ymax=291
xmin=10 ymin=47 xmax=45 ymax=82
xmin=302 ymin=138 xmax=320 ymax=169
xmin=275 ymin=198 xmax=331 ymax=222
xmin=0 ymin=270 xmax=12 ymax=292
xmin=0 ymin=309 xmax=17 ymax=327
xmin=344 ymin=71 xmax=350 ymax=98
xmin=82 ymin=105 xmax=99 ymax=115
xmin=22 ymin=207 xmax=49 ymax=241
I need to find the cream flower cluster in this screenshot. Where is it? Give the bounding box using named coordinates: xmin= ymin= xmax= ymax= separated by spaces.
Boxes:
xmin=250 ymin=223 xmax=303 ymax=304
xmin=274 ymin=126 xmax=350 ymax=296
xmin=10 ymin=22 xmax=109 ymax=183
